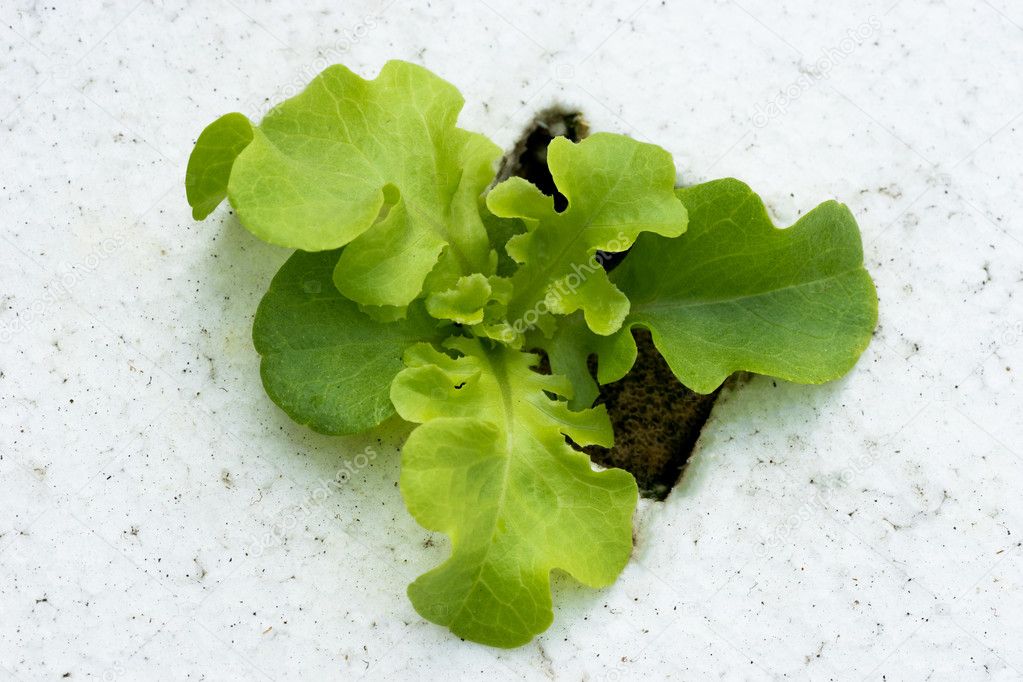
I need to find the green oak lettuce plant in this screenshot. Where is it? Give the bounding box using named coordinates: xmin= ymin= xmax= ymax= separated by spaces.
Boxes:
xmin=186 ymin=60 xmax=877 ymax=648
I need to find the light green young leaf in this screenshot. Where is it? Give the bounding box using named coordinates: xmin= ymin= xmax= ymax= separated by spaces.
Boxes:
xmin=184 ymin=112 xmax=253 ymax=220
xmin=253 ymin=249 xmax=449 ymax=435
xmin=485 ymin=176 xmax=552 ymax=229
xmin=486 ymin=133 xmax=687 ymax=340
xmin=188 ymin=60 xmax=501 ymax=311
xmin=534 ymin=313 xmax=638 ymax=410
xmin=390 ymin=337 xmax=637 ymax=648
xmin=479 ymin=195 xmax=527 ymax=277
xmin=610 ymin=178 xmax=878 ymax=394
xmin=424 ymin=273 xmax=492 ymax=325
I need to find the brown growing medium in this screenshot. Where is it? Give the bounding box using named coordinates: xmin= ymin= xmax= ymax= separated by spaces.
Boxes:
xmin=498 ymin=108 xmax=726 ymax=500
xmin=582 ymin=331 xmax=722 ymax=500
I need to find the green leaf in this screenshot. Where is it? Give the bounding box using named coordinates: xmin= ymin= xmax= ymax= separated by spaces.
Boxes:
xmin=611 ymin=178 xmax=878 ymax=394
xmin=424 ymin=273 xmax=492 ymax=325
xmin=479 ymin=194 xmax=527 ymax=278
xmin=185 ymin=113 xmax=253 ymax=220
xmin=391 ymin=337 xmax=637 ymax=647
xmin=535 ymin=312 xmax=638 ymax=410
xmin=188 ymin=60 xmax=502 ymax=311
xmin=486 ymin=133 xmax=687 ymax=341
xmin=484 ymin=176 xmax=552 ymax=228
xmin=253 ymin=249 xmax=449 ymax=435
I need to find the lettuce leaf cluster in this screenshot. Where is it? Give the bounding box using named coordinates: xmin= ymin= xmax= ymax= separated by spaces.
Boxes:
xmin=187 ymin=60 xmax=877 ymax=648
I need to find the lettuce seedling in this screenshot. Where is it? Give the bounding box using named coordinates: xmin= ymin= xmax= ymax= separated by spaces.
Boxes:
xmin=187 ymin=60 xmax=877 ymax=648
